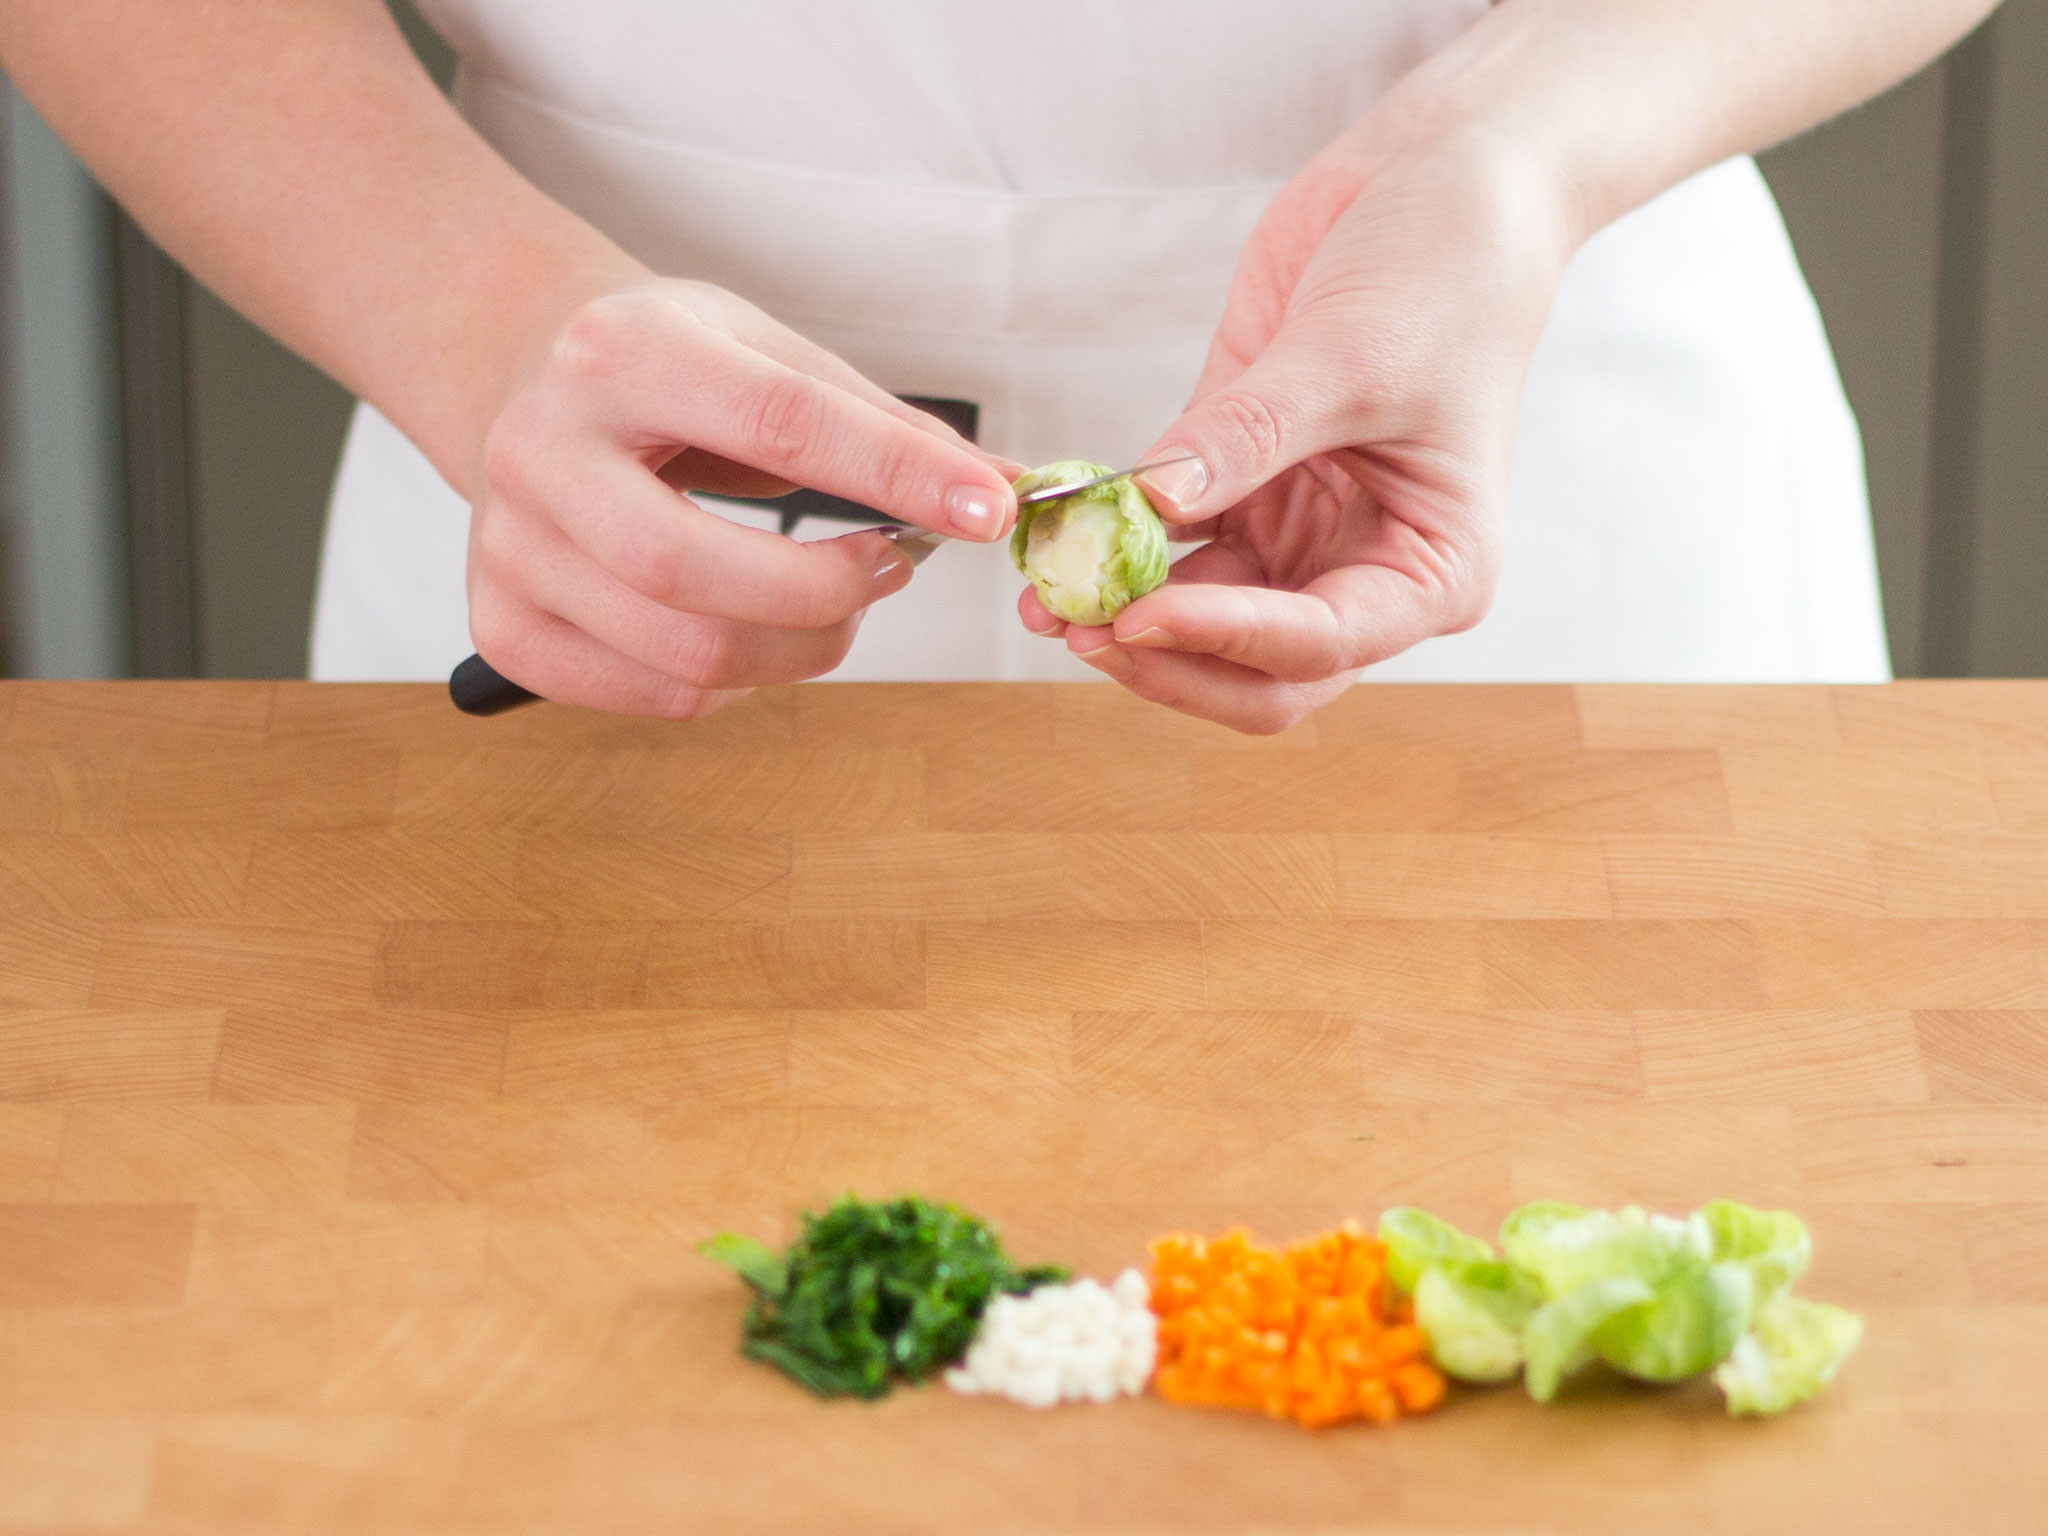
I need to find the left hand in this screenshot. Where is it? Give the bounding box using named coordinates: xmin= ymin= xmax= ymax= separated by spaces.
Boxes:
xmin=1019 ymin=118 xmax=1575 ymax=733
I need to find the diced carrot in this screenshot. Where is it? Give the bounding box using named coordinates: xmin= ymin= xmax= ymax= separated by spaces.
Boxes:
xmin=1147 ymin=1222 xmax=1450 ymax=1429
xmin=1379 ymin=1324 xmax=1427 ymax=1367
xmin=1392 ymin=1360 xmax=1448 ymax=1414
xmin=1354 ymin=1376 xmax=1399 ymax=1425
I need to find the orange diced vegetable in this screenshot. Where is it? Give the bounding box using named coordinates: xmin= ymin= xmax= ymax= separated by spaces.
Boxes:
xmin=1147 ymin=1223 xmax=1448 ymax=1429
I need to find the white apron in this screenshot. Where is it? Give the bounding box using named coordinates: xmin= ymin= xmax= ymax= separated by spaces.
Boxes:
xmin=311 ymin=1 xmax=1890 ymax=684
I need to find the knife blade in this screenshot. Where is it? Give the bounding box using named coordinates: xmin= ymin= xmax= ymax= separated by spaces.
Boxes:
xmin=1015 ymin=454 xmax=1200 ymax=507
xmin=874 ymin=523 xmax=948 ymax=566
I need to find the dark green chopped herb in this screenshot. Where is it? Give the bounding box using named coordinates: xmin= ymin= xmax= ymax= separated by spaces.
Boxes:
xmin=700 ymin=1195 xmax=1066 ymax=1399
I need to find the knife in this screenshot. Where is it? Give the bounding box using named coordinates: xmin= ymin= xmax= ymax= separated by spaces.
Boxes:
xmin=1015 ymin=454 xmax=1200 ymax=507
xmin=447 ymin=524 xmax=951 ymax=716
xmin=446 ymin=458 xmax=1193 ymax=715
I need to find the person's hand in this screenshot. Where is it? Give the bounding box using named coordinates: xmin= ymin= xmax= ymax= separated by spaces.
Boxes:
xmin=1019 ymin=122 xmax=1576 ymax=733
xmin=468 ymin=278 xmax=1017 ymax=717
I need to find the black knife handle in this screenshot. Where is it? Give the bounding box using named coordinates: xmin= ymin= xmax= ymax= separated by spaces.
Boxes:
xmin=449 ymin=653 xmax=540 ymax=716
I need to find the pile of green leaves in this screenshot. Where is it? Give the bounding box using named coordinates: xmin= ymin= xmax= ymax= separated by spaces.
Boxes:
xmin=701 ymin=1195 xmax=1066 ymax=1399
xmin=1379 ymin=1200 xmax=1863 ymax=1416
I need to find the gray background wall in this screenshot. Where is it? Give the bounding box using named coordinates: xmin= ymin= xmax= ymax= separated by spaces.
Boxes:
xmin=1762 ymin=61 xmax=1947 ymax=675
xmin=0 ymin=85 xmax=129 ymax=677
xmin=1967 ymin=0 xmax=2048 ymax=674
xmin=2 ymin=3 xmax=2043 ymax=679
xmin=1762 ymin=1 xmax=2048 ymax=678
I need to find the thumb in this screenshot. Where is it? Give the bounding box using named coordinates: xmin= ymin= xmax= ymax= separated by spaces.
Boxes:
xmin=1135 ymin=337 xmax=1363 ymax=522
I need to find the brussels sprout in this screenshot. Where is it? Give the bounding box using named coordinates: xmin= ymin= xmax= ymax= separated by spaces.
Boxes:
xmin=1714 ymin=1295 xmax=1864 ymax=1416
xmin=1413 ymin=1260 xmax=1538 ymax=1383
xmin=1697 ymin=1199 xmax=1811 ymax=1307
xmin=1379 ymin=1207 xmax=1497 ymax=1294
xmin=1011 ymin=460 xmax=1170 ymax=626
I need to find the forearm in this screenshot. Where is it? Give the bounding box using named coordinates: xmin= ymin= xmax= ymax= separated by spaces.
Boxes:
xmin=1385 ymin=0 xmax=2001 ymax=245
xmin=0 ymin=0 xmax=644 ymax=489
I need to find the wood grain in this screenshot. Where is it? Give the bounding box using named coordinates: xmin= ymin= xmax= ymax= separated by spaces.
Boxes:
xmin=1192 ymin=748 xmax=1460 ymax=832
xmin=0 ymin=1204 xmax=196 ymax=1304
xmin=1203 ymin=920 xmax=1487 ymax=1009
xmin=213 ymin=1004 xmax=508 ymax=1105
xmin=929 ymin=920 xmax=1203 ymax=1009
xmin=1351 ymin=1010 xmax=1643 ymax=1103
xmin=123 ymin=741 xmax=400 ymax=831
xmin=1334 ymin=834 xmax=1613 ymax=919
xmin=0 ymin=746 xmax=131 ymax=832
xmin=1313 ymin=682 xmax=1581 ymax=754
xmin=0 ymin=918 xmax=101 ymax=1009
xmin=50 ymin=1105 xmax=354 ymax=1209
xmin=786 ymin=1009 xmax=1068 ymax=1108
xmin=0 ymin=1416 xmax=155 ymax=1527
xmin=1576 ymin=683 xmax=1843 ymax=750
xmin=791 ymin=832 xmax=1339 ymax=920
xmin=1987 ymin=749 xmax=2048 ymax=832
xmin=0 ymin=1010 xmax=222 ymax=1102
xmin=0 ymin=1108 xmax=65 ymax=1201
xmin=391 ymin=747 xmax=926 ymax=835
xmin=1 ymin=679 xmax=2044 ymax=1533
xmin=1634 ymin=1010 xmax=1929 ymax=1104
xmin=2 ymin=1304 xmax=331 ymax=1412
xmin=0 ymin=832 xmax=250 ymax=921
xmin=929 ymin=745 xmax=1195 ymax=832
xmin=1602 ymin=834 xmax=1885 ymax=917
xmin=92 ymin=921 xmax=379 ymax=1011
xmin=185 ymin=1204 xmax=491 ymax=1306
xmin=1914 ymin=1010 xmax=2048 ymax=1102
xmin=1480 ymin=920 xmax=1765 ymax=1009
xmin=1456 ymin=748 xmax=1731 ymax=834
xmin=1720 ymin=746 xmax=2001 ymax=836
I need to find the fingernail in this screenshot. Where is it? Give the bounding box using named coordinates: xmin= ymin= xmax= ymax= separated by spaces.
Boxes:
xmin=1122 ymin=625 xmax=1177 ymax=649
xmin=1075 ymin=640 xmax=1135 ymax=681
xmin=872 ymin=545 xmax=912 ymax=592
xmin=945 ymin=484 xmax=1007 ymax=541
xmin=1138 ymin=456 xmax=1208 ymax=515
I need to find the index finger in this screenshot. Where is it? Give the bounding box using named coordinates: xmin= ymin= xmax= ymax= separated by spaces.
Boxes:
xmin=546 ymin=454 xmax=919 ymax=631
xmin=598 ymin=326 xmax=1016 ymax=542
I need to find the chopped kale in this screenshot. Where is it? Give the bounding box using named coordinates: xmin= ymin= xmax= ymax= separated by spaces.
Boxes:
xmin=701 ymin=1195 xmax=1066 ymax=1399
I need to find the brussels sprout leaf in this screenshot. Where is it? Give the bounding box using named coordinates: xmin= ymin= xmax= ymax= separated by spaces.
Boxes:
xmin=1715 ymin=1295 xmax=1864 ymax=1416
xmin=1414 ymin=1260 xmax=1538 ymax=1383
xmin=1594 ymin=1261 xmax=1755 ymax=1383
xmin=1523 ymin=1274 xmax=1657 ymax=1403
xmin=1380 ymin=1207 xmax=1496 ymax=1293
xmin=1698 ymin=1199 xmax=1811 ymax=1307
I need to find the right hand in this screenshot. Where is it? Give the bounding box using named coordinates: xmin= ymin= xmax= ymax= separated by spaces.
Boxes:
xmin=466 ymin=278 xmax=1018 ymax=717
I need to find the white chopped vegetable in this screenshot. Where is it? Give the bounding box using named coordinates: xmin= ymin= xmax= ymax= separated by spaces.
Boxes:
xmin=946 ymin=1269 xmax=1157 ymax=1407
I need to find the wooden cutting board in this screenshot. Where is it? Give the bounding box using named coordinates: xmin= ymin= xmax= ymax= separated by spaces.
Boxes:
xmin=0 ymin=679 xmax=2043 ymax=1533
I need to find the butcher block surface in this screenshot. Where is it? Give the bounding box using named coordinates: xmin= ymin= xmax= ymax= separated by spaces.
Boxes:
xmin=0 ymin=679 xmax=2044 ymax=1533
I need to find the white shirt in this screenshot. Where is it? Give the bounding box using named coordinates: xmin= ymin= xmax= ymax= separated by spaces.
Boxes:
xmin=312 ymin=1 xmax=1889 ymax=683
